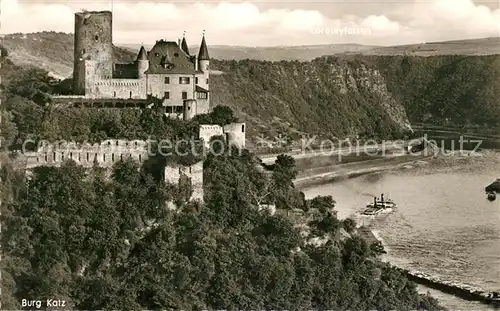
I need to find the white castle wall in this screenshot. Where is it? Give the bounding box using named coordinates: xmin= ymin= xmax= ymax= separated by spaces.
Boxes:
xmin=199 ymin=124 xmax=224 ymax=147
xmin=198 ymin=122 xmax=246 ymax=149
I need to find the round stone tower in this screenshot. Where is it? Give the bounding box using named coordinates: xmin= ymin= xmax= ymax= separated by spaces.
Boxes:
xmin=73 ymin=10 xmax=113 ymax=95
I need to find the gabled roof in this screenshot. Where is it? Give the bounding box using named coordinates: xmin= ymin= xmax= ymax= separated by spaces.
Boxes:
xmin=198 ymin=35 xmax=210 ymax=60
xmin=136 ymin=45 xmax=148 ymax=61
xmin=146 ymin=40 xmax=196 ymax=74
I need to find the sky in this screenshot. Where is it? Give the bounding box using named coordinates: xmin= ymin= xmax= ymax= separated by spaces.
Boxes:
xmin=1 ymin=0 xmax=499 ymax=46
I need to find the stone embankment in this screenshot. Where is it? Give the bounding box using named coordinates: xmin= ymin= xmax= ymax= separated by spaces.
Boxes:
xmin=403 ymin=270 xmax=500 ymax=306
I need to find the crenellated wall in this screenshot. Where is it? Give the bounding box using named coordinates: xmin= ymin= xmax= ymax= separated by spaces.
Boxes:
xmin=22 ymin=139 xmax=205 ymax=202
xmin=199 ymin=122 xmax=246 ymax=149
xmin=90 ymin=78 xmax=146 ymax=99
xmin=25 ymin=139 xmax=149 ymax=169
xmin=199 ymin=124 xmax=224 ymax=146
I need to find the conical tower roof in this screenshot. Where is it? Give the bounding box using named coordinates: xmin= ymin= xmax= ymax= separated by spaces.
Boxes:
xmin=198 ymin=33 xmax=210 ymax=60
xmin=181 ymin=32 xmax=190 ymax=55
xmin=136 ymin=45 xmax=147 ymax=61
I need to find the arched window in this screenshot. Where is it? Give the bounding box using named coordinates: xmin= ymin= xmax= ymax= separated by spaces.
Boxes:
xmin=112 ymin=153 xmax=115 ymax=161
xmin=139 ymin=154 xmax=142 ymax=162
xmin=242 ymin=124 xmax=245 ymax=132
xmin=129 ymin=91 xmax=132 ymax=98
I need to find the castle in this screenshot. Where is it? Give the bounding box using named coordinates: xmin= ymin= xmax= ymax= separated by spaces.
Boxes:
xmin=70 ymin=10 xmax=210 ymax=119
xmin=21 ymin=10 xmax=247 ymax=203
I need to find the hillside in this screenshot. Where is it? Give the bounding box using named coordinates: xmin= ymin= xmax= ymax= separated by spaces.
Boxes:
xmin=3 ymin=32 xmax=499 ymax=78
xmin=1 ymin=32 xmax=135 ymax=79
xmin=121 ymin=37 xmax=500 ymax=60
xmin=361 ymin=37 xmax=500 ymax=56
xmin=120 ymin=43 xmax=378 ymax=62
xmin=2 ymin=32 xmax=500 ymax=146
xmin=210 ymin=58 xmax=411 ymax=143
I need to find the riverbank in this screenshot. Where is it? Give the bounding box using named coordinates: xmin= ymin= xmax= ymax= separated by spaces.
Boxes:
xmin=295 ymin=153 xmax=434 ymax=190
xmin=302 ymin=150 xmax=500 ymax=311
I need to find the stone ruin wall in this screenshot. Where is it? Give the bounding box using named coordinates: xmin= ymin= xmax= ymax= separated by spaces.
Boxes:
xmin=22 ymin=139 xmax=204 ymax=202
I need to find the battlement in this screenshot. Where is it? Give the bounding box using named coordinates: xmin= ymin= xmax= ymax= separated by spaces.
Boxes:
xmin=95 ymin=80 xmax=141 ymax=87
xmin=75 ymin=10 xmax=111 ymax=16
xmin=199 ymin=122 xmax=246 ymax=149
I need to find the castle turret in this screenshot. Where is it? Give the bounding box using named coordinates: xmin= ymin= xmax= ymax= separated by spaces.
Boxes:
xmin=198 ymin=33 xmax=210 ymax=73
xmin=197 ymin=33 xmax=210 ymax=107
xmin=73 ymin=10 xmax=113 ymax=95
xmin=136 ymin=45 xmax=149 ymax=78
xmin=181 ymin=32 xmax=190 ymax=55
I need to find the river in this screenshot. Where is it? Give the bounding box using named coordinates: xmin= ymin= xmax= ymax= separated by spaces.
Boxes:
xmin=302 ymin=133 xmax=500 ymax=310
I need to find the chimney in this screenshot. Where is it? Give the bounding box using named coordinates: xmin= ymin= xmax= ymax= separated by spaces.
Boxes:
xmin=194 ymin=55 xmax=198 ymax=71
xmin=178 ymin=38 xmax=181 ymax=46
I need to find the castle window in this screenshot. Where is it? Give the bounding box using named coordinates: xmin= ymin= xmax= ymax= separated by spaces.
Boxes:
xmin=44 ymin=153 xmax=48 ymax=162
xmin=242 ymin=124 xmax=245 ymax=132
xmin=130 ymin=91 xmax=132 ymax=98
xmin=164 ymin=91 xmax=170 ymax=99
xmin=195 ymin=77 xmax=199 ymax=84
xmin=61 ymin=153 xmax=65 ymax=161
xmin=120 ymin=154 xmax=123 ymax=161
xmin=53 ymin=152 xmax=56 ymax=161
xmin=139 ymin=155 xmax=142 ymax=162
xmin=174 ymin=106 xmax=183 ymax=113
xmin=196 ymin=92 xmax=207 ymax=99
xmin=70 ymin=152 xmax=73 ymax=159
xmin=95 ymin=35 xmax=99 ymax=41
xmin=166 ymin=106 xmax=173 ymax=113
xmin=81 ymin=49 xmax=86 ymax=55
xmin=113 ymin=91 xmax=116 ymax=97
xmin=174 ymin=52 xmax=179 ymax=57
xmin=164 ymin=77 xmax=170 ymax=84
xmin=206 ymin=78 xmax=209 ymax=84
xmin=179 ymin=77 xmax=190 ymax=84
xmin=116 ymin=141 xmax=119 ymax=146
xmin=103 ymin=154 xmax=106 ymax=162
xmin=182 ymin=91 xmax=187 ymax=99
xmin=78 ymin=153 xmax=81 ymax=162
xmin=87 ymin=153 xmax=90 ymax=161
xmin=112 ymin=154 xmax=115 ymax=161
xmin=37 ymin=157 xmax=39 ymax=163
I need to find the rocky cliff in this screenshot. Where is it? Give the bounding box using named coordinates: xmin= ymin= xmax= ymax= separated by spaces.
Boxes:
xmin=211 ymin=58 xmax=411 ymax=144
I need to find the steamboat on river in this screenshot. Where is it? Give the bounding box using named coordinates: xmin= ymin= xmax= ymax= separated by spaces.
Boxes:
xmin=359 ymin=193 xmax=397 ymax=216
